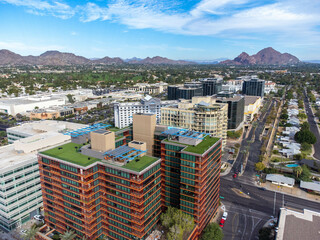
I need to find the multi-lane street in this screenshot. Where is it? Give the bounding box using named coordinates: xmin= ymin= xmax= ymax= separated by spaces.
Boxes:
xmin=304 ymin=89 xmax=320 ymax=160
xmin=219 ymin=96 xmax=320 ymax=239
xmin=220 ymin=178 xmax=320 ymax=240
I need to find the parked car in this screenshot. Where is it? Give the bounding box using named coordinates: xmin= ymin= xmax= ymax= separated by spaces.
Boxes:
xmin=20 ymin=229 xmax=27 ymax=235
xmin=233 ymin=173 xmax=237 ymax=178
xmin=258 ymin=187 xmax=266 ymax=191
xmin=222 ymin=212 xmax=228 ymax=220
xmin=33 ymin=215 xmax=44 ymax=221
xmin=219 ymin=218 xmax=225 ymax=228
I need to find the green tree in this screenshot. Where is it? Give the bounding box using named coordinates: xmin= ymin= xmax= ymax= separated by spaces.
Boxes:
xmin=258 ymin=227 xmax=272 ymax=240
xmin=301 ymin=142 xmax=311 ymax=152
xmin=24 ymin=225 xmax=39 ymax=240
xmin=295 ymin=130 xmax=316 ymax=144
xmin=160 ymin=207 xmax=194 ymax=240
xmin=294 ymin=166 xmax=303 ymax=178
xmin=201 ymin=223 xmax=223 ymax=240
xmin=60 ymin=230 xmax=77 ymax=240
xmin=300 ymin=165 xmax=312 ymax=181
xmin=255 ymin=162 xmax=266 ymax=171
xmin=300 ymin=122 xmax=310 ymax=131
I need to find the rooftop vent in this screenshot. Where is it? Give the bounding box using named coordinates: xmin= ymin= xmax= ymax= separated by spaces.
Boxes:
xmin=135 ymin=159 xmax=140 ymax=162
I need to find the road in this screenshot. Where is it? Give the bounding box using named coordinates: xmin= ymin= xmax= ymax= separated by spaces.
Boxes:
xmin=303 ymin=90 xmax=320 ymax=160
xmin=220 ymin=178 xmax=320 ymax=240
xmin=231 ymin=98 xmax=275 ymax=185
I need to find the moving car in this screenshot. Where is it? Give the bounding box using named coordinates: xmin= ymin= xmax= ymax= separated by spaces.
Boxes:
xmin=20 ymin=230 xmax=27 ymax=235
xmin=233 ymin=173 xmax=237 ymax=178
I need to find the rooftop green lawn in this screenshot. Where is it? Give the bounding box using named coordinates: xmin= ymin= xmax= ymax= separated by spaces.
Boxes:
xmin=183 ymin=136 xmax=220 ymax=154
xmin=122 ymin=155 xmax=159 ymax=172
xmin=40 ymin=143 xmax=100 ymax=167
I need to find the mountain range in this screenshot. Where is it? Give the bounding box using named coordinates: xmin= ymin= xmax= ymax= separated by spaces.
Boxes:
xmin=0 ymin=49 xmax=194 ymax=66
xmin=221 ymin=47 xmax=300 ymax=65
xmin=0 ymin=47 xmax=303 ymax=66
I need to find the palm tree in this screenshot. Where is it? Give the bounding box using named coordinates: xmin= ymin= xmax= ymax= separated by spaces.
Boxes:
xmin=60 ymin=230 xmax=77 ymax=240
xmin=24 ymin=225 xmax=39 ymax=240
xmin=294 ymin=166 xmax=303 ymax=178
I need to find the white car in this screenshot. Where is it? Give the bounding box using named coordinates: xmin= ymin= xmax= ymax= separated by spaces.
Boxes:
xmin=222 ymin=211 xmax=228 ymax=220
xmin=33 ymin=215 xmax=44 ymax=221
xmin=20 ymin=229 xmax=27 ymax=235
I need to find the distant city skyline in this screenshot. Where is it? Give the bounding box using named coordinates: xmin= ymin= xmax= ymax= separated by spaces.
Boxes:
xmin=0 ymin=0 xmax=320 ymax=60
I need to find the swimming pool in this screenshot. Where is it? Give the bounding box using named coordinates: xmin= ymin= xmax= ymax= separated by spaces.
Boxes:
xmin=286 ymin=164 xmax=299 ymax=168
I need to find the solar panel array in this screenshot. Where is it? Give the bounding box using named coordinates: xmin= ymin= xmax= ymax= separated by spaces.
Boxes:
xmin=162 ymin=127 xmax=209 ymax=140
xmin=63 ymin=123 xmax=111 ymax=137
xmin=104 ymin=145 xmax=146 ymax=162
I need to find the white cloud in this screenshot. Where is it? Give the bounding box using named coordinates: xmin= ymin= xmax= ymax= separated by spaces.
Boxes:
xmin=1 ymin=0 xmax=75 ymax=19
xmin=2 ymin=0 xmax=320 ymax=47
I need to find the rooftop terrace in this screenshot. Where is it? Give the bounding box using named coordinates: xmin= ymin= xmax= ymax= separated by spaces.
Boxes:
xmin=164 ymin=135 xmax=220 ymax=155
xmin=40 ymin=142 xmax=100 ymax=167
xmin=41 ymin=142 xmax=159 ymax=171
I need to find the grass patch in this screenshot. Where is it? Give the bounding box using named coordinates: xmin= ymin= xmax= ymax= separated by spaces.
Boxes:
xmin=183 ymin=136 xmax=220 ymax=154
xmin=122 ymin=155 xmax=159 ymax=172
xmin=41 ymin=143 xmax=100 ymax=167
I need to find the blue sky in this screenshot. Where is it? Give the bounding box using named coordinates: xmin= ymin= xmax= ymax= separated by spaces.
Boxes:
xmin=0 ymin=0 xmax=320 ymax=60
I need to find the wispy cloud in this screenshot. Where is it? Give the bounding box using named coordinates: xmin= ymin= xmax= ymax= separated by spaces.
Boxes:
xmin=2 ymin=0 xmax=320 ymax=47
xmin=1 ymin=0 xmax=75 ymax=19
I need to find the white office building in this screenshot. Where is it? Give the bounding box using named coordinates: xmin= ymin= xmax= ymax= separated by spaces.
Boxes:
xmin=7 ymin=120 xmax=85 ymax=143
xmin=114 ymin=95 xmax=178 ymax=128
xmin=0 ymin=121 xmax=86 ymax=231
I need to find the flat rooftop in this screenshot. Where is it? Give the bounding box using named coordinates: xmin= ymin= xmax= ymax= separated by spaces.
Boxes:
xmin=41 ymin=142 xmax=159 ymax=171
xmin=164 ymin=135 xmax=220 ymax=155
xmin=276 ymin=208 xmax=320 ymax=240
xmin=7 ymin=120 xmax=87 ymax=136
xmin=40 ymin=142 xmax=100 ymax=167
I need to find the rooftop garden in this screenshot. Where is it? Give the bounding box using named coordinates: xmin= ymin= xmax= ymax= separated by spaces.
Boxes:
xmin=184 ymin=136 xmax=220 ymax=154
xmin=40 ymin=142 xmax=100 ymax=167
xmin=164 ymin=135 xmax=220 ymax=155
xmin=122 ymin=155 xmax=159 ymax=172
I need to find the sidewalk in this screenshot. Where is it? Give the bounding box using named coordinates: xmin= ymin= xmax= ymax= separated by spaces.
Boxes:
xmin=259 ymin=181 xmax=320 ymax=202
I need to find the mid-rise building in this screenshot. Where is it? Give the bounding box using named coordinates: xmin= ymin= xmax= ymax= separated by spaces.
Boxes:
xmin=114 ymin=95 xmax=178 ymax=128
xmin=168 ymin=79 xmax=222 ymax=100
xmin=161 ymin=98 xmax=228 ymax=147
xmin=221 ymin=79 xmax=243 ymax=93
xmin=244 ymin=96 xmax=262 ymax=123
xmin=242 ymin=77 xmax=265 ymax=97
xmin=128 ymin=82 xmax=168 ymax=95
xmin=6 ymin=120 xmax=85 ymax=143
xmin=0 ymin=121 xmax=85 ymax=231
xmin=29 ymin=106 xmax=74 ymax=120
xmin=215 ymin=94 xmax=244 ymax=130
xmin=264 ymin=81 xmax=277 ymax=94
xmin=155 ymin=126 xmax=222 ymax=236
xmin=201 ymin=78 xmax=222 ymax=96
xmin=37 ymin=114 xmax=222 ymax=240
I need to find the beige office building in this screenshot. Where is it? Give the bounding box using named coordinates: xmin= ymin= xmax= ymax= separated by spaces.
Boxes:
xmin=161 ymin=98 xmax=228 ymax=147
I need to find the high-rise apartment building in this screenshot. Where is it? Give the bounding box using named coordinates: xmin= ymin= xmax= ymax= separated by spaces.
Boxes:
xmin=113 ymin=95 xmax=178 ymax=128
xmin=161 ymin=99 xmax=228 ymax=147
xmin=38 ymin=127 xmax=161 ymax=240
xmin=159 ymin=128 xmax=222 ymax=236
xmin=38 ymin=114 xmax=221 ymax=240
xmin=242 ymin=78 xmax=265 ymax=97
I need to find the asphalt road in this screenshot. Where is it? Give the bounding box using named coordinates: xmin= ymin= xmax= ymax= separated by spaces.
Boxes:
xmin=220 ymin=178 xmax=320 ymax=240
xmin=303 ymin=90 xmax=320 ymax=160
